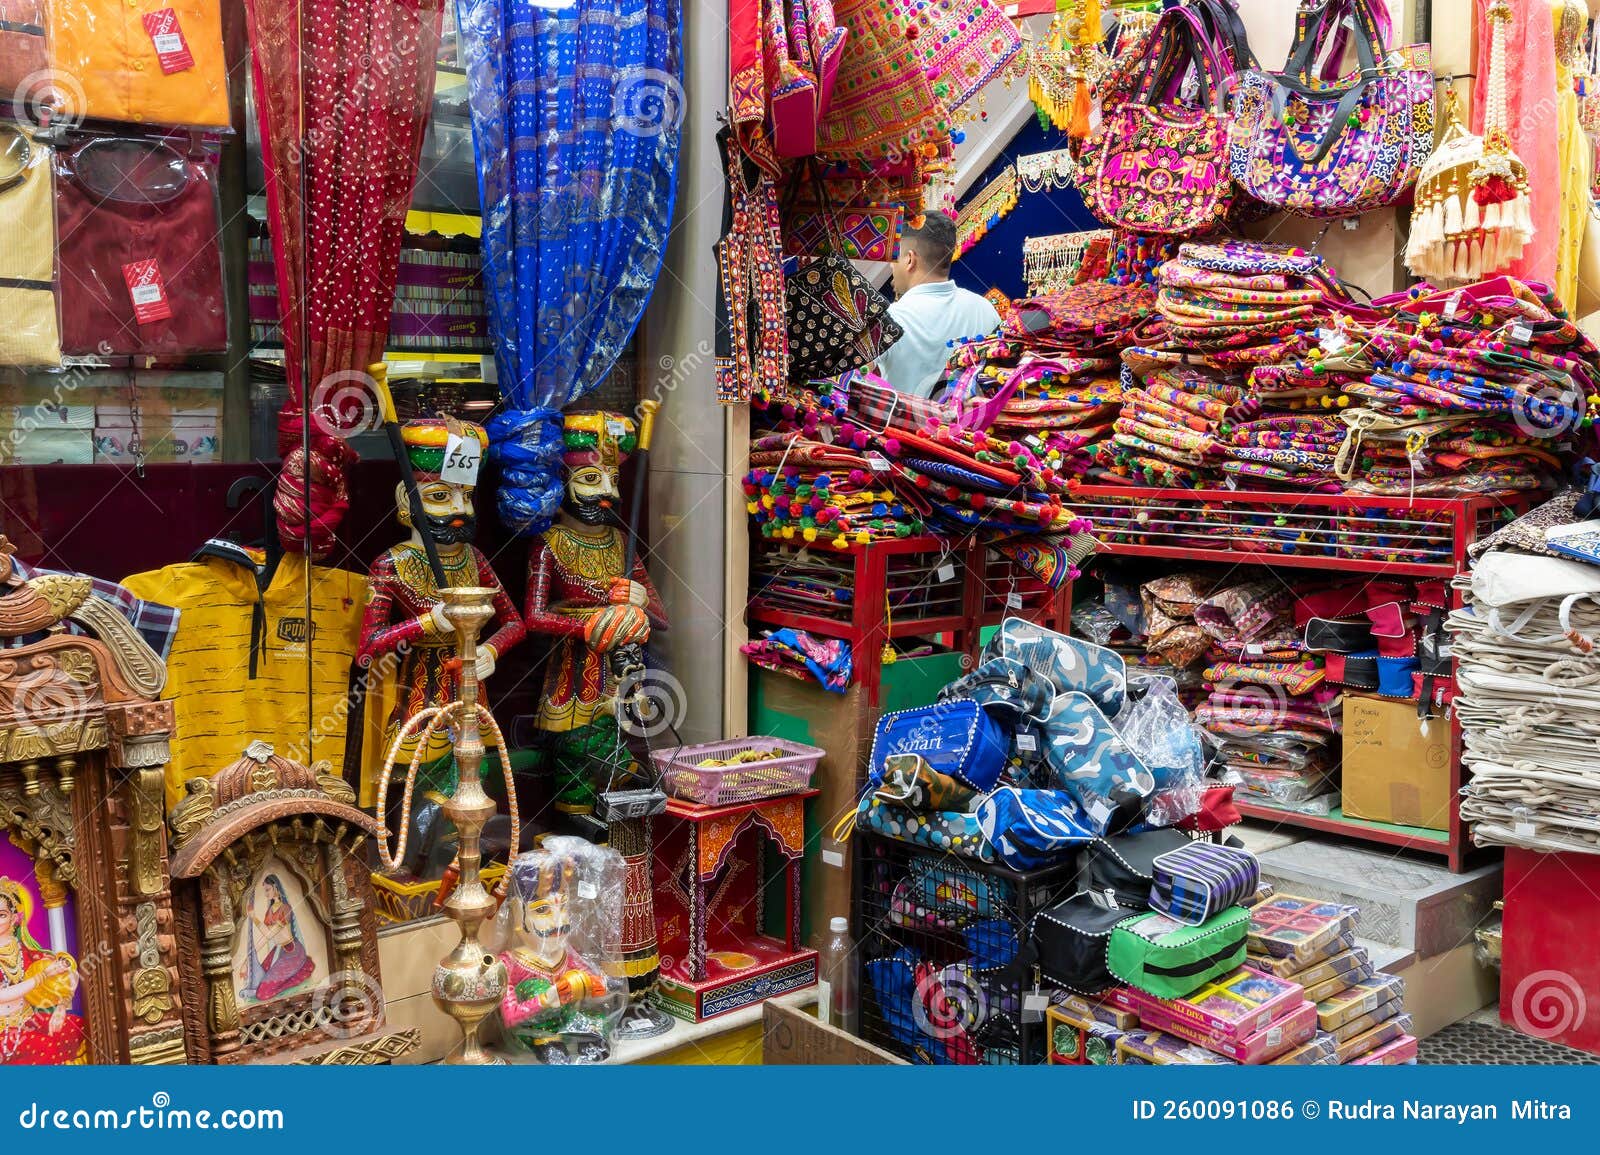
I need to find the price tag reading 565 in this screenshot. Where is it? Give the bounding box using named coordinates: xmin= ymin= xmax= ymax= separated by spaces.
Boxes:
xmin=440 ymin=433 xmax=482 ymax=486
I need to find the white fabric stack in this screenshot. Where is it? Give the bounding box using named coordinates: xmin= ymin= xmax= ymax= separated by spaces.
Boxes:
xmin=1449 ymin=552 xmax=1600 ymax=855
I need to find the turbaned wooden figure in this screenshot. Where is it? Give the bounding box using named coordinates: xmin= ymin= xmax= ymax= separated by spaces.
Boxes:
xmin=523 ymin=412 xmax=666 ymax=815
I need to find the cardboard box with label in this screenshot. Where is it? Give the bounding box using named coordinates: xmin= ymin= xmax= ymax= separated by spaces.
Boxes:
xmin=1340 ymin=693 xmax=1452 ymax=831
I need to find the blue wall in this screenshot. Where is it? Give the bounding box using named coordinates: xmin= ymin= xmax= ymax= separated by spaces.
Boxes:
xmin=949 ymin=115 xmax=1103 ymax=301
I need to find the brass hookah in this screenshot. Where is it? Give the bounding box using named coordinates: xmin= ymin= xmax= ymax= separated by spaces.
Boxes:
xmin=374 ymin=586 xmax=519 ymax=1065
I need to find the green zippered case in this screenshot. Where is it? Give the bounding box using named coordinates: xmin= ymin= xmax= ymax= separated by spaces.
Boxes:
xmin=1107 ymin=906 xmax=1250 ymax=1000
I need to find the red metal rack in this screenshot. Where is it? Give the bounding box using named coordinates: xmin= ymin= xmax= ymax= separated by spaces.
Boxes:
xmin=746 ymin=531 xmax=1071 ymax=706
xmin=1072 ymin=484 xmax=1537 ymax=873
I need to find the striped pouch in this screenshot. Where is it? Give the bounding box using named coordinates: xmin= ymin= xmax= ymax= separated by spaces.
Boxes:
xmin=1149 ymin=841 xmax=1260 ymax=926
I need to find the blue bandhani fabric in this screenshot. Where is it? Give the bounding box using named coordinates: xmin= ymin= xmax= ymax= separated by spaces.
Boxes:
xmin=457 ymin=0 xmax=683 ymax=533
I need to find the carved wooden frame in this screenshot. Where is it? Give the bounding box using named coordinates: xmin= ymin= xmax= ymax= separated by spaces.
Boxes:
xmin=0 ymin=635 xmax=186 ymax=1066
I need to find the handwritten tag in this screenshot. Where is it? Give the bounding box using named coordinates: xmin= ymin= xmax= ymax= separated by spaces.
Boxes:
xmin=122 ymin=259 xmax=173 ymax=324
xmin=143 ymin=9 xmax=195 ymax=73
xmin=440 ymin=432 xmax=482 ymax=485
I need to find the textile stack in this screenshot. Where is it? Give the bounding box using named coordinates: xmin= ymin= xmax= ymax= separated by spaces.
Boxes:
xmin=1452 ymin=509 xmax=1600 ymax=854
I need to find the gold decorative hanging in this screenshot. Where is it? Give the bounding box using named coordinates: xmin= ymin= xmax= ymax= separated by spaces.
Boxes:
xmin=1029 ymin=0 xmax=1105 ymax=139
xmin=954 ymin=165 xmax=1020 ymax=261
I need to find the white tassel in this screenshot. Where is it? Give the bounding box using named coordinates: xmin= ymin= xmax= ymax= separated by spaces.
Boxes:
xmin=1469 ymin=236 xmax=1486 ymax=279
xmin=1465 ymin=195 xmax=1482 ymax=232
xmin=1442 ymin=193 xmax=1463 ymax=239
xmin=1441 ymin=240 xmax=1458 ymax=278
xmin=1484 ymin=200 xmax=1503 ymax=233
xmin=1515 ymin=193 xmax=1533 ymax=239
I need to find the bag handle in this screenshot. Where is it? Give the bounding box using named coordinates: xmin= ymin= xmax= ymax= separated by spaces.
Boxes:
xmin=1284 ymin=0 xmax=1388 ymax=82
xmin=1188 ymin=0 xmax=1258 ymax=73
xmin=1141 ymin=7 xmax=1233 ymax=111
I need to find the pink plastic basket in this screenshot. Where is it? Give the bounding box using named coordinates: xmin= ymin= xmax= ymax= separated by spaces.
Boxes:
xmin=651 ymin=736 xmax=824 ymax=806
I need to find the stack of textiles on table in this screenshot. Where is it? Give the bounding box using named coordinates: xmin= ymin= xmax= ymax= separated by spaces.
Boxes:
xmin=1249 ymin=895 xmax=1415 ymax=1065
xmin=1189 ymin=580 xmax=1340 ymax=815
xmin=1326 ymin=279 xmax=1598 ymax=497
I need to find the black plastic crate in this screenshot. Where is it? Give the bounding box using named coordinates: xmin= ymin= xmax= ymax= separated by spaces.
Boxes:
xmin=853 ymin=832 xmax=1079 ymax=1065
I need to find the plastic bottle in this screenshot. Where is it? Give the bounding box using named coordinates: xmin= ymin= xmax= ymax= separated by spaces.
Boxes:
xmin=817 ymin=916 xmax=859 ymax=1034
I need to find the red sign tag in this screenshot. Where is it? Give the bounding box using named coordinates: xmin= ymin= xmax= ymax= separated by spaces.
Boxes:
xmin=122 ymin=259 xmax=174 ymax=324
xmin=143 ymin=9 xmax=195 ymax=74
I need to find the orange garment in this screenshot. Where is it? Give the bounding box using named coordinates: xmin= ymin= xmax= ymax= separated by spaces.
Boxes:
xmin=50 ymin=0 xmax=229 ymax=128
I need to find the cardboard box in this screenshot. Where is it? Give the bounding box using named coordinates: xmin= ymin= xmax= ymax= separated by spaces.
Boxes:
xmin=1340 ymin=693 xmax=1452 ymax=830
xmin=0 ymin=428 xmax=94 ymax=464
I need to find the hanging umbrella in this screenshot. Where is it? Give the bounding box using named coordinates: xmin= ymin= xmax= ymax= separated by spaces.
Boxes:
xmin=456 ymin=0 xmax=684 ymax=535
xmin=244 ymin=0 xmax=446 ymax=556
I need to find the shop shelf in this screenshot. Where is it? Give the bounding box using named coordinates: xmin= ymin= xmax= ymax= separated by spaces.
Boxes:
xmin=746 ymin=532 xmax=1071 ymax=706
xmin=1072 ymin=483 xmax=1533 ymax=874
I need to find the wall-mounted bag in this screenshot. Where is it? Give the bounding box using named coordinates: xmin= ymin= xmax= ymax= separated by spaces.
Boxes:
xmin=1149 ymin=841 xmax=1260 ymax=926
xmin=1084 ymin=827 xmax=1194 ymax=908
xmin=1030 ymin=893 xmax=1129 ymax=996
xmin=1107 ymin=906 xmax=1250 ymax=999
xmin=870 ymin=699 xmax=1009 ymax=793
xmin=1086 ymin=6 xmax=1239 ymax=237
xmin=1228 ymin=0 xmax=1434 ymax=217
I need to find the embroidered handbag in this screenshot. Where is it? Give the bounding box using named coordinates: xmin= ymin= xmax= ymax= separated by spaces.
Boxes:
xmin=1086 ymin=6 xmax=1239 ymax=237
xmin=784 ymin=253 xmax=903 ymax=382
xmin=1229 ymin=0 xmax=1434 ymax=217
xmin=1149 ymin=841 xmax=1260 ymax=925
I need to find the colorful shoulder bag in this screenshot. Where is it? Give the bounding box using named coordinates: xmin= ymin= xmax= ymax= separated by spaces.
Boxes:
xmin=1086 ymin=6 xmax=1238 ymax=237
xmin=1228 ymin=0 xmax=1434 ymax=217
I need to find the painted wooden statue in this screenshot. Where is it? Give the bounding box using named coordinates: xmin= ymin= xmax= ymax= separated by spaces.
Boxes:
xmin=523 ymin=412 xmax=666 ymax=815
xmin=358 ymin=417 xmax=526 ymax=812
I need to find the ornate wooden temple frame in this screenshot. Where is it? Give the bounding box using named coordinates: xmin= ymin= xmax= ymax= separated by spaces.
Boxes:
xmin=0 ymin=544 xmax=187 ymax=1064
xmin=168 ymin=742 xmax=419 ymax=1064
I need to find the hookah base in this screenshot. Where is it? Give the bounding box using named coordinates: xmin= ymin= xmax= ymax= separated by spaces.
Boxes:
xmin=611 ymin=997 xmax=677 ymax=1043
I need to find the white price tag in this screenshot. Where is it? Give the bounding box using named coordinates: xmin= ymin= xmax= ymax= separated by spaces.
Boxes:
xmin=440 ymin=432 xmax=482 ymax=485
xmin=577 ymin=881 xmax=598 ymax=900
xmin=821 ymin=849 xmax=845 ymax=869
xmin=1016 ymin=732 xmax=1038 ymax=753
xmin=1444 ymin=292 xmax=1462 ymax=321
xmin=937 ymin=563 xmax=956 ymax=583
xmin=1514 ymin=821 xmax=1537 ymax=838
xmin=866 ymin=452 xmax=891 ymax=473
xmin=1246 ymin=643 xmax=1264 ymax=656
xmin=1006 ymin=592 xmax=1024 ymax=609
xmin=1022 ymin=991 xmax=1049 ymax=1023
xmin=153 ymin=32 xmax=183 ymax=53
xmin=1317 ymin=328 xmax=1349 ymax=355
xmin=1511 ymin=323 xmax=1533 ymax=345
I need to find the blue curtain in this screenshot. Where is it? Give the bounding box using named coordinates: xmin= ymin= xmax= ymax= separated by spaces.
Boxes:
xmin=457 ymin=0 xmax=683 ymax=533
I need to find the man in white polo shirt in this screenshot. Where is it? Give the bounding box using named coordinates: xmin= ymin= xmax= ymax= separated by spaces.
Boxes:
xmin=875 ymin=212 xmax=1000 ymax=398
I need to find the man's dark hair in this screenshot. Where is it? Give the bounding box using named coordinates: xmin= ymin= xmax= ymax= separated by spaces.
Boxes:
xmin=900 ymin=212 xmax=957 ymax=277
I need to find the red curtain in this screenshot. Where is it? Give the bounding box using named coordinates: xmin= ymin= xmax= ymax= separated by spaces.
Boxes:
xmin=244 ymin=0 xmax=445 ymax=556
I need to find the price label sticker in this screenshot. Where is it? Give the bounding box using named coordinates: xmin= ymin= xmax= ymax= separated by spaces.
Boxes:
xmin=937 ymin=562 xmax=956 ymax=583
xmin=440 ymin=432 xmax=482 ymax=485
xmin=1022 ymin=991 xmax=1049 ymax=1023
xmin=577 ymin=881 xmax=598 ymax=900
xmin=1006 ymin=592 xmax=1024 ymax=609
xmin=1016 ymin=732 xmax=1038 ymax=753
xmin=1444 ymin=292 xmax=1463 ymax=321
xmin=143 ymin=9 xmax=195 ymax=73
xmin=1514 ymin=821 xmax=1537 ymax=838
xmin=1511 ymin=323 xmax=1533 ymax=345
xmin=821 ymin=848 xmax=845 ymax=869
xmin=121 ymin=259 xmax=173 ymax=324
xmin=1318 ymin=328 xmax=1349 ymax=355
xmin=866 ymin=452 xmax=891 ymax=473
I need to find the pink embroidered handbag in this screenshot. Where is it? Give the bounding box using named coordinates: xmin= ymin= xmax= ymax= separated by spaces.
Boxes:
xmin=1086 ymin=6 xmax=1240 ymax=238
